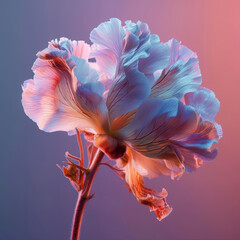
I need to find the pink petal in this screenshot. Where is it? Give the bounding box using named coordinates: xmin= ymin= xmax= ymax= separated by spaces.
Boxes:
xmin=121 ymin=148 xmax=172 ymax=221
xmin=22 ymin=39 xmax=106 ymax=133
xmin=131 ymin=149 xmax=173 ymax=179
xmin=70 ymin=40 xmax=90 ymax=59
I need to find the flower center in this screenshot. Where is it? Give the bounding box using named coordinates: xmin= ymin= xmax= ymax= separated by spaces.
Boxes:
xmin=94 ymin=134 xmax=126 ymax=159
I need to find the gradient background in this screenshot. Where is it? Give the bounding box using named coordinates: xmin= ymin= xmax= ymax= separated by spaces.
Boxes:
xmin=1 ymin=0 xmax=239 ymax=239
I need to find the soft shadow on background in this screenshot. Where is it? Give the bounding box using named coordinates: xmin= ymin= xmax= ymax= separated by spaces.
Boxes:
xmin=1 ymin=0 xmax=239 ymax=239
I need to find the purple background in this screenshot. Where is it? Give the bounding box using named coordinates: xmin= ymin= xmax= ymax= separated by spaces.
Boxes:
xmin=1 ymin=0 xmax=239 ymax=239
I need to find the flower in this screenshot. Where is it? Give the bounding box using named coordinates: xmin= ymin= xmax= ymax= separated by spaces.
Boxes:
xmin=22 ymin=18 xmax=222 ymax=221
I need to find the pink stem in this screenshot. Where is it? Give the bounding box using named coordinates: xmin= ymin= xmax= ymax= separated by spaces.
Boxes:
xmin=70 ymin=149 xmax=104 ymax=240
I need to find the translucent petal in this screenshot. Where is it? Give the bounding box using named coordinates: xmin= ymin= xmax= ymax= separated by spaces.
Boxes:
xmin=90 ymin=18 xmax=169 ymax=94
xmin=22 ymin=39 xmax=107 ymax=133
xmin=138 ymin=35 xmax=170 ymax=85
xmin=184 ymin=87 xmax=220 ymax=123
xmin=121 ymin=98 xmax=219 ymax=173
xmin=131 ymin=149 xmax=174 ymax=179
xmin=90 ymin=18 xmax=125 ymax=60
xmin=106 ymin=67 xmax=150 ymax=123
xmin=120 ymin=147 xmax=172 ymax=221
xmin=150 ymin=38 xmax=201 ymax=99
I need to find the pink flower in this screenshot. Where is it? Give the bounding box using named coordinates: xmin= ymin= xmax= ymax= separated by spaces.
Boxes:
xmin=22 ymin=19 xmax=221 ymax=221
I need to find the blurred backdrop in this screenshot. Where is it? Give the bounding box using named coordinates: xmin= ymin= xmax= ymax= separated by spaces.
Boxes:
xmin=1 ymin=0 xmax=239 ymax=239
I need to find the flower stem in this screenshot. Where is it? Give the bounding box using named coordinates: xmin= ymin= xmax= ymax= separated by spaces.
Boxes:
xmin=70 ymin=149 xmax=104 ymax=240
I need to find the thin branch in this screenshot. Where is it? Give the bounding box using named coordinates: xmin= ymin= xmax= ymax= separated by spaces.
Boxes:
xmin=76 ymin=128 xmax=85 ymax=186
xmin=65 ymin=151 xmax=81 ymax=162
xmin=63 ymin=158 xmax=89 ymax=173
xmin=76 ymin=128 xmax=84 ymax=167
xmin=71 ymin=149 xmax=104 ymax=240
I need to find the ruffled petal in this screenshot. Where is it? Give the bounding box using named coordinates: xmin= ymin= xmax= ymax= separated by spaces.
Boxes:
xmin=150 ymin=39 xmax=201 ymax=99
xmin=184 ymin=87 xmax=222 ymax=140
xmin=22 ymin=39 xmax=107 ymax=133
xmin=120 ymin=98 xmax=219 ymax=174
xmin=90 ymin=18 xmax=169 ymax=96
xmin=131 ymin=149 xmax=175 ymax=179
xmin=70 ymin=40 xmax=91 ymax=59
xmin=90 ymin=46 xmax=117 ymax=78
xmin=184 ymin=87 xmax=219 ymax=122
xmin=120 ymin=147 xmax=172 ymax=221
xmin=90 ymin=18 xmax=124 ymax=78
xmin=122 ymin=20 xmax=151 ymax=67
xmin=71 ymin=56 xmax=99 ymax=84
xmin=138 ymin=35 xmax=170 ymax=85
xmin=106 ymin=67 xmax=150 ymax=123
xmin=214 ymin=122 xmax=223 ymax=140
xmin=90 ymin=19 xmax=152 ymax=76
xmin=90 ymin=18 xmax=125 ymax=61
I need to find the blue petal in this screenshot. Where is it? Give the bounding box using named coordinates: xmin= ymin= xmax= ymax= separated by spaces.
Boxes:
xmin=77 ymin=81 xmax=107 ymax=115
xmin=90 ymin=19 xmax=153 ymax=79
xmin=150 ymin=39 xmax=201 ymax=99
xmin=106 ymin=67 xmax=150 ymax=123
xmin=122 ymin=31 xmax=140 ymax=66
xmin=72 ymin=55 xmax=99 ymax=84
xmin=90 ymin=18 xmax=125 ymax=60
xmin=138 ymin=35 xmax=170 ymax=85
xmin=120 ymin=98 xmax=218 ymax=171
xmin=123 ymin=21 xmax=151 ymax=67
xmin=121 ymin=98 xmax=197 ymax=142
xmin=184 ymin=87 xmax=220 ymax=123
xmin=139 ymin=34 xmax=170 ymax=71
xmin=58 ymin=38 xmax=74 ymax=53
xmin=77 ymin=81 xmax=105 ymax=97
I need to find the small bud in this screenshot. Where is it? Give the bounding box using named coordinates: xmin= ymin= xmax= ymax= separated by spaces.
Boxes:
xmin=62 ymin=165 xmax=78 ymax=182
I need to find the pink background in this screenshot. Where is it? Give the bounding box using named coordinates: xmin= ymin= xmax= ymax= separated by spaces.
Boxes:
xmin=1 ymin=0 xmax=239 ymax=239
